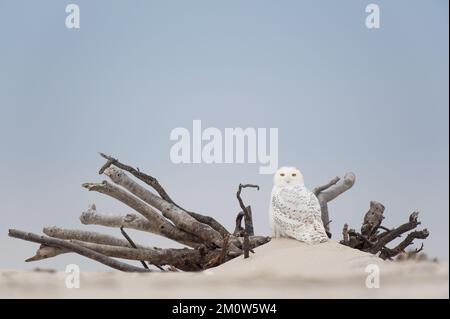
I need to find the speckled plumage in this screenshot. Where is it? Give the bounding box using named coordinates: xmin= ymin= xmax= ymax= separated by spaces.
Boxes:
xmin=269 ymin=167 xmax=328 ymax=244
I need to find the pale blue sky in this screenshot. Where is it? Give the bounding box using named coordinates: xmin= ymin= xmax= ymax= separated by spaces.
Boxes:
xmin=0 ymin=0 xmax=448 ymax=271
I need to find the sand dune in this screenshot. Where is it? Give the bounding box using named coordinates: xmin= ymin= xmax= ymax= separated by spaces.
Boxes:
xmin=1 ymin=239 xmax=448 ymax=298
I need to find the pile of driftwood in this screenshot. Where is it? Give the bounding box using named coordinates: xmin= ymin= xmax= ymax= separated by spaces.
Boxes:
xmin=340 ymin=201 xmax=429 ymax=260
xmin=8 ymin=154 xmax=429 ymax=271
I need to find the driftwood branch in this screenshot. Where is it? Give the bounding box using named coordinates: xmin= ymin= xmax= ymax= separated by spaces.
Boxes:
xmin=235 ymin=184 xmax=258 ymax=236
xmin=99 ymin=153 xmax=230 ymax=237
xmin=98 ymin=152 xmax=176 ymax=204
xmin=379 ymin=229 xmax=429 ymax=260
xmin=82 ymin=180 xmax=203 ymax=248
xmin=103 ymin=166 xmax=235 ymax=252
xmin=25 ymin=244 xmax=69 ymax=262
xmin=361 ymin=201 xmax=385 ymax=238
xmin=369 ymin=212 xmax=421 ymax=254
xmin=24 ymin=234 xmax=269 ymax=271
xmin=9 ymin=229 xmax=150 ymax=272
xmin=340 ymin=202 xmax=429 ymax=260
xmin=72 ymin=241 xmax=218 ymax=271
xmin=314 ymin=172 xmax=355 ymax=235
xmin=313 ymin=176 xmax=340 ymax=196
xmin=80 ymin=204 xmax=156 ymax=233
xmin=234 ymin=184 xmax=259 ymax=258
xmin=43 ymin=226 xmax=146 ymax=249
xmin=25 ymin=239 xmax=219 ymax=271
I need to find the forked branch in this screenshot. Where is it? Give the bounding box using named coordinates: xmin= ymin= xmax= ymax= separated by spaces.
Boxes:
xmin=314 ymin=172 xmax=356 ymax=235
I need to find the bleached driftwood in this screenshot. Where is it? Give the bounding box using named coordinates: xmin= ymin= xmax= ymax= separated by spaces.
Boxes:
xmin=20 ymin=235 xmax=217 ymax=271
xmin=99 ymin=152 xmax=230 ymax=237
xmin=25 ymin=245 xmax=69 ymax=262
xmin=313 ymin=172 xmax=356 ymax=236
xmin=79 ymin=205 xmax=270 ymax=251
xmin=9 ymin=229 xmax=150 ymax=272
xmin=79 ymin=205 xmax=156 ymax=233
xmin=9 ymin=153 xmax=271 ymax=271
xmin=102 ymin=166 xmax=236 ymax=252
xmin=43 ymin=226 xmax=147 ymax=249
xmin=82 ymin=181 xmax=203 ymax=249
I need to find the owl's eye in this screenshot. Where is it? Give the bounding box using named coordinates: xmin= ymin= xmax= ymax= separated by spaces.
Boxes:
xmin=280 ymin=173 xmax=285 ymax=177
xmin=292 ymin=173 xmax=297 ymax=177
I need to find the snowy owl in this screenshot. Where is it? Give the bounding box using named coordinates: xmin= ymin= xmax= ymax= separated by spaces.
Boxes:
xmin=269 ymin=167 xmax=328 ymax=244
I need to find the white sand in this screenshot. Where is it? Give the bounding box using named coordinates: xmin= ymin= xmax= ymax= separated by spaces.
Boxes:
xmin=1 ymin=239 xmax=448 ymax=298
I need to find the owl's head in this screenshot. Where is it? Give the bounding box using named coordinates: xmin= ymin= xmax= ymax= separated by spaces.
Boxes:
xmin=273 ymin=166 xmax=304 ymax=187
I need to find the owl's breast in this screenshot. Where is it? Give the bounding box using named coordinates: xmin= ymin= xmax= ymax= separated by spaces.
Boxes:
xmin=271 ymin=185 xmax=321 ymax=218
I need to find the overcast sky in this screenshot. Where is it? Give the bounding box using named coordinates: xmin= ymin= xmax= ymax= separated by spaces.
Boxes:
xmin=0 ymin=0 xmax=448 ymax=271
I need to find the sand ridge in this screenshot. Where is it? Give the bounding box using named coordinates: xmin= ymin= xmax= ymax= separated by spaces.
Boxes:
xmin=1 ymin=238 xmax=448 ymax=298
